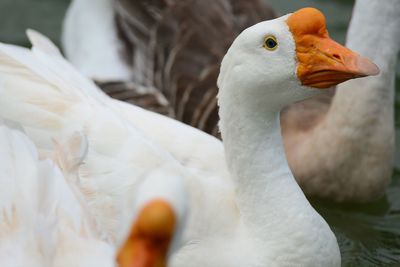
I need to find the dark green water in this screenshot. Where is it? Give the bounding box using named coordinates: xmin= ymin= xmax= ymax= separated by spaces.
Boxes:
xmin=0 ymin=0 xmax=399 ymax=266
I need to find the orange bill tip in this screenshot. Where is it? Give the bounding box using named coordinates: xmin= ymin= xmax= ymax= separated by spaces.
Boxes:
xmin=117 ymin=199 xmax=176 ymax=267
xmin=286 ymin=7 xmax=379 ymax=89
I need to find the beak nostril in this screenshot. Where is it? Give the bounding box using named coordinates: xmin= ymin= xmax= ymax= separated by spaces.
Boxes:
xmin=332 ymin=54 xmax=341 ymax=60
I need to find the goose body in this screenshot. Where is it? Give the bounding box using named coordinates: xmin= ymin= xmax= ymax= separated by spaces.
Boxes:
xmin=0 ymin=124 xmax=115 ymax=267
xmin=0 ymin=121 xmax=181 ymax=267
xmin=0 ymin=7 xmax=378 ymax=265
xmin=63 ymin=0 xmax=398 ymax=202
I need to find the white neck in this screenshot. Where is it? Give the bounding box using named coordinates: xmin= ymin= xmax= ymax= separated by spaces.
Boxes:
xmin=329 ymin=0 xmax=400 ymax=125
xmin=218 ymin=81 xmax=337 ymax=259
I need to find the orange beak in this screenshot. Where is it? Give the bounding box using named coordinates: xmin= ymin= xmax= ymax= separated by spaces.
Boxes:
xmin=117 ymin=200 xmax=176 ymax=267
xmin=287 ymin=7 xmax=379 ymax=89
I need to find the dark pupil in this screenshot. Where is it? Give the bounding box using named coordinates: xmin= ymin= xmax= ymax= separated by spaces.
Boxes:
xmin=266 ymin=38 xmax=277 ymax=48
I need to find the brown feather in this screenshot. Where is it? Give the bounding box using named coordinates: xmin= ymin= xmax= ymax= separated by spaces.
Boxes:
xmin=101 ymin=0 xmax=276 ymax=137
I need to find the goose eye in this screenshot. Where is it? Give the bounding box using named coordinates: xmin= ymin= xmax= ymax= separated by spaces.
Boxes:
xmin=263 ymin=36 xmax=278 ymax=51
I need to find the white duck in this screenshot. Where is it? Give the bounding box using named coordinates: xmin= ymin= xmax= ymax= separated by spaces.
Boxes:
xmin=281 ymin=0 xmax=400 ymax=202
xmin=0 ymin=8 xmax=378 ymax=266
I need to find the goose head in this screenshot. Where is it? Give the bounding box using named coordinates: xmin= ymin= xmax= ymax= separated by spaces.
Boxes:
xmin=217 ymin=7 xmax=379 ymax=110
xmin=116 ymin=172 xmax=187 ymax=267
xmin=116 ymin=200 xmax=177 ymax=267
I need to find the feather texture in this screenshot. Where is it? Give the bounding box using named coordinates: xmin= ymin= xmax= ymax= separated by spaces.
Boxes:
xmin=63 ymin=0 xmax=276 ymax=136
xmin=0 ymin=125 xmax=114 ymax=267
xmin=0 ymin=34 xmax=189 ymax=244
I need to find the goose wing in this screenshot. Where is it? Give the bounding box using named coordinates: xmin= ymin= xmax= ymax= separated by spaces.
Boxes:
xmin=111 ymin=0 xmax=276 ymax=136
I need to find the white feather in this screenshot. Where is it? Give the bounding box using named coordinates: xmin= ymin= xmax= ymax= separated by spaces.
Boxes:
xmin=62 ymin=0 xmax=131 ymax=82
xmin=0 ymin=125 xmax=115 ymax=267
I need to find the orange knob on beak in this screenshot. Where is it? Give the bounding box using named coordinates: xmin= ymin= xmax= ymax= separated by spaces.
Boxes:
xmin=287 ymin=7 xmax=379 ymax=89
xmin=117 ymin=200 xmax=176 ymax=267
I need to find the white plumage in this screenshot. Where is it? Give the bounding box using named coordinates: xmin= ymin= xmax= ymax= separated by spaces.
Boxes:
xmin=0 ymin=124 xmax=115 ymax=267
xmin=0 ymin=7 xmax=357 ymax=265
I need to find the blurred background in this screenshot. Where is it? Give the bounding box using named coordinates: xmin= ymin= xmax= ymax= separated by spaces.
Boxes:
xmin=0 ymin=0 xmax=399 ymax=266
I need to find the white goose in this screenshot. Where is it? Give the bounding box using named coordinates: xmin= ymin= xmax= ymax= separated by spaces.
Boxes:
xmin=0 ymin=8 xmax=378 ymax=266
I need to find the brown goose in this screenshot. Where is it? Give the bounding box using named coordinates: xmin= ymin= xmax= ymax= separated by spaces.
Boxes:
xmin=62 ymin=0 xmax=276 ymax=136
